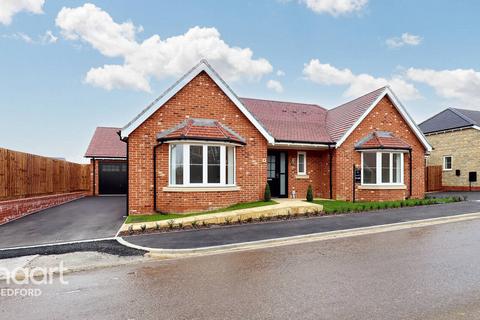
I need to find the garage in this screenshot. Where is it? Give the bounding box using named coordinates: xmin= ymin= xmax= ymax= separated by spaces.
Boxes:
xmin=84 ymin=127 xmax=128 ymax=196
xmin=99 ymin=162 xmax=127 ymax=195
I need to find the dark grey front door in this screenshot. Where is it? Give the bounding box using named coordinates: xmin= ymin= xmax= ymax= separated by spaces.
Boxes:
xmin=267 ymin=151 xmax=287 ymax=197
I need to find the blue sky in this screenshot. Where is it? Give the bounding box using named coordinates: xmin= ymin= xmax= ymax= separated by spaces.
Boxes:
xmin=2 ymin=0 xmax=480 ymax=163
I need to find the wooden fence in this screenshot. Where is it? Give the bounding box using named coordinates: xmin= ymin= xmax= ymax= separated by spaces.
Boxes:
xmin=425 ymin=165 xmax=442 ymax=192
xmin=0 ymin=148 xmax=90 ymax=201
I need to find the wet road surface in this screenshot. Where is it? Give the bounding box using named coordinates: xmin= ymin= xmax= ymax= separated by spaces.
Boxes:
xmin=2 ymin=218 xmax=480 ymax=319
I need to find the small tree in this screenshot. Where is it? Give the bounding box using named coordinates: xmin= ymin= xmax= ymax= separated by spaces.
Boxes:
xmin=306 ymin=184 xmax=314 ymax=202
xmin=264 ymin=183 xmax=271 ymax=201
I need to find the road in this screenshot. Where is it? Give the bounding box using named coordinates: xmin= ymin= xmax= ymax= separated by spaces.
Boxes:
xmin=2 ymin=218 xmax=480 ymax=319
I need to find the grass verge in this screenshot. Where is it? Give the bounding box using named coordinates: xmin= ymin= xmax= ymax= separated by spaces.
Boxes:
xmin=125 ymin=200 xmax=278 ymax=224
xmin=313 ymin=197 xmax=460 ymax=214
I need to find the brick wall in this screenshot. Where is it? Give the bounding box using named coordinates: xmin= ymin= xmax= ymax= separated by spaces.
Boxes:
xmin=286 ymin=149 xmax=331 ymax=199
xmin=333 ymin=96 xmax=426 ymax=201
xmin=128 ymin=71 xmax=268 ymax=214
xmin=0 ymin=192 xmax=86 ymax=225
xmin=425 ymin=128 xmax=480 ymax=189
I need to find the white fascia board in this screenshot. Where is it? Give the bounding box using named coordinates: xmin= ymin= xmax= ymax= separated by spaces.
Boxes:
xmin=120 ymin=61 xmax=275 ymax=144
xmin=335 ymin=87 xmax=432 ymax=152
xmin=269 ymin=142 xmax=330 ymax=149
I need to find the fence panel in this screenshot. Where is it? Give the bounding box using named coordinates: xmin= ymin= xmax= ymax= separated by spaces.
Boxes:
xmin=0 ymin=148 xmax=90 ymax=201
xmin=425 ymin=165 xmax=442 ymax=192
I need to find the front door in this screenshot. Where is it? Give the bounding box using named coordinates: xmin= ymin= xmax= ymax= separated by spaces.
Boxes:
xmin=267 ymin=151 xmax=287 ymax=197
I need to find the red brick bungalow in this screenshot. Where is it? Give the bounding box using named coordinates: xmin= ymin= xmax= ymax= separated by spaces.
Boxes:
xmin=85 ymin=60 xmax=432 ymax=215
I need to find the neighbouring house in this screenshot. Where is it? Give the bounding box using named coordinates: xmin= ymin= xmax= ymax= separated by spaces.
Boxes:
xmin=85 ymin=60 xmax=431 ymax=215
xmin=420 ymin=107 xmax=480 ymax=191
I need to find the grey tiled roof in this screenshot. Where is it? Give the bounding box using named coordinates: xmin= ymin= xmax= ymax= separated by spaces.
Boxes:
xmin=419 ymin=108 xmax=480 ymax=134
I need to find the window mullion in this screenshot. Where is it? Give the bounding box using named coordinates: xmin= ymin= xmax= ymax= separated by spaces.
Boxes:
xmin=389 ymin=153 xmax=393 ymax=184
xmin=203 ymin=145 xmax=207 ymax=185
xmin=376 ymin=152 xmax=381 ymax=184
xmin=220 ymin=146 xmax=226 ymax=185
xmin=184 ymin=144 xmax=189 ymax=185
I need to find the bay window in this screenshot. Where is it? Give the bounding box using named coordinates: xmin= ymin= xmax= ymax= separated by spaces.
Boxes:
xmin=361 ymin=152 xmax=404 ymax=185
xmin=169 ymin=143 xmax=236 ymax=186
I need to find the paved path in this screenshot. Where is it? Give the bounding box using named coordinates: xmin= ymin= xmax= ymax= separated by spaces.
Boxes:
xmin=4 ymin=218 xmax=480 ymax=319
xmin=0 ymin=196 xmax=126 ymax=249
xmin=124 ymin=200 xmax=480 ymax=249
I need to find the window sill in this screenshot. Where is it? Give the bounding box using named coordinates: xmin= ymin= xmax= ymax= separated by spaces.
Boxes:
xmin=358 ymin=184 xmax=406 ymax=190
xmin=296 ymin=174 xmax=309 ymax=179
xmin=162 ymin=186 xmax=241 ymax=192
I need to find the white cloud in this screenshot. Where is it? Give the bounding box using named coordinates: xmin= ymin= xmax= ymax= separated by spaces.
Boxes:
xmin=301 ymin=0 xmax=368 ymax=16
xmin=0 ymin=0 xmax=45 ymax=25
xmin=267 ymin=80 xmax=284 ymax=93
xmin=2 ymin=32 xmax=33 ymax=43
xmin=41 ymin=30 xmax=58 ymax=44
xmin=386 ymin=33 xmax=422 ymax=48
xmin=407 ymin=67 xmax=480 ymax=106
xmin=55 ymin=3 xmax=273 ymax=92
xmin=303 ymin=59 xmax=420 ymax=100
xmin=2 ymin=30 xmax=58 ymax=45
xmin=276 ymin=70 xmax=286 ymax=76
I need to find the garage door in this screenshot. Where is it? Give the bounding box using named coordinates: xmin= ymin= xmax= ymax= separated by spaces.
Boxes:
xmin=99 ymin=163 xmax=127 ymax=195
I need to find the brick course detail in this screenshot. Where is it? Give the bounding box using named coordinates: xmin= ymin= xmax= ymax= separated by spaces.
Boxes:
xmin=0 ymin=192 xmax=86 ymax=225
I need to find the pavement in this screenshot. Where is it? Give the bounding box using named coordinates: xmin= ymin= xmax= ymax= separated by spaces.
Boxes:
xmin=429 ymin=190 xmax=480 ymax=200
xmin=3 ymin=218 xmax=480 ymax=319
xmin=123 ymin=199 xmax=480 ymax=250
xmin=0 ymin=196 xmax=126 ymax=249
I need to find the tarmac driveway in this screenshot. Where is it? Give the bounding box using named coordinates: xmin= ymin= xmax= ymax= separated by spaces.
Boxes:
xmin=0 ymin=196 xmax=126 ymax=249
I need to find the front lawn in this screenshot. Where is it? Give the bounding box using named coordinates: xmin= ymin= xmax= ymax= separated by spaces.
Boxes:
xmin=125 ymin=200 xmax=278 ymax=224
xmin=313 ymin=197 xmax=460 ymax=214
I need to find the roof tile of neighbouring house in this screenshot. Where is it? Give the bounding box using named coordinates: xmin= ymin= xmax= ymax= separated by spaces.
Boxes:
xmin=156 ymin=118 xmax=246 ymax=144
xmin=419 ymin=108 xmax=480 ymax=134
xmin=326 ymin=87 xmax=387 ymax=142
xmin=240 ymin=98 xmax=333 ymax=143
xmin=84 ymin=127 xmax=126 ymax=158
xmin=355 ymin=131 xmax=411 ymax=150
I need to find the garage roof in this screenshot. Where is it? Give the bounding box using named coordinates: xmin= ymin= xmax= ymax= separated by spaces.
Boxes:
xmin=85 ymin=127 xmax=126 ymax=158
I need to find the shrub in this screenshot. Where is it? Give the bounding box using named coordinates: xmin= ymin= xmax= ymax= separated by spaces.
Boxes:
xmin=155 ymin=222 xmax=160 ymax=230
xmin=306 ymin=185 xmax=314 ymax=202
xmin=140 ymin=224 xmax=147 ymax=232
xmin=177 ymin=222 xmax=183 ymax=229
xmin=225 ymin=216 xmax=233 ymax=225
xmin=168 ymin=220 xmax=175 ymax=229
xmin=202 ymin=220 xmax=209 ymax=227
xmin=259 ymin=214 xmax=266 ymax=221
xmin=286 ymin=211 xmax=292 ymax=219
xmin=264 ymin=183 xmax=271 ymax=202
xmin=237 ymin=216 xmax=242 ymax=224
xmin=191 ymin=220 xmax=198 ymax=229
xmin=128 ymin=225 xmax=134 ymax=235
xmin=246 ymin=217 xmax=253 ymax=223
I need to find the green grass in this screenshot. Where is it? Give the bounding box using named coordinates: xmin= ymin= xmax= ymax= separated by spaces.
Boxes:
xmin=312 ymin=197 xmax=459 ymax=214
xmin=125 ymin=200 xmax=278 ymax=224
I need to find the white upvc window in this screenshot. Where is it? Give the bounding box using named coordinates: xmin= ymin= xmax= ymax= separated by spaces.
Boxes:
xmin=361 ymin=152 xmax=404 ymax=185
xmin=443 ymin=155 xmax=452 ymax=171
xmin=297 ymin=151 xmax=307 ymax=175
xmin=169 ymin=143 xmax=236 ymax=186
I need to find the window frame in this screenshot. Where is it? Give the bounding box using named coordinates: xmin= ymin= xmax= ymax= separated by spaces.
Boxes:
xmin=297 ymin=151 xmax=307 ymax=176
xmin=360 ymin=151 xmax=404 ymax=186
xmin=443 ymin=155 xmax=453 ymax=171
xmin=168 ymin=142 xmax=236 ymax=187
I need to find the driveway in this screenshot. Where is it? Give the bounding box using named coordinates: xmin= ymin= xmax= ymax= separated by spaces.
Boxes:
xmin=0 ymin=196 xmax=126 ymax=249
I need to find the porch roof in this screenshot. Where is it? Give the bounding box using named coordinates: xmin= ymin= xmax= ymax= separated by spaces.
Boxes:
xmin=156 ymin=118 xmax=246 ymax=145
xmin=355 ymin=131 xmax=411 ymax=150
